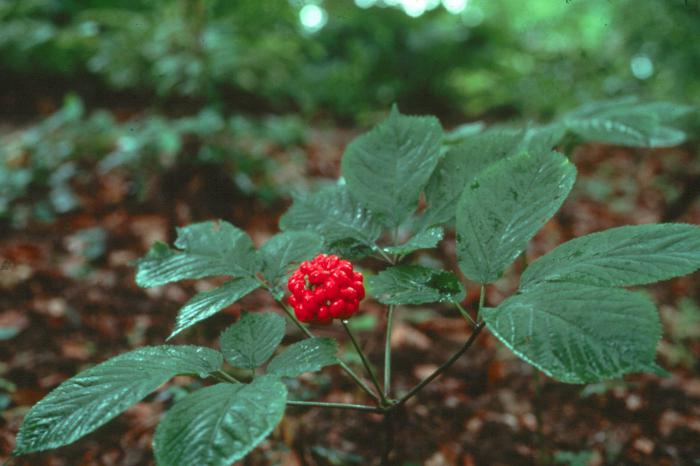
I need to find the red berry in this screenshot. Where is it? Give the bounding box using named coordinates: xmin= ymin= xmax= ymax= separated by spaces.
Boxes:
xmin=286 ymin=253 xmax=365 ymax=324
xmin=329 ymin=300 xmax=345 ymax=318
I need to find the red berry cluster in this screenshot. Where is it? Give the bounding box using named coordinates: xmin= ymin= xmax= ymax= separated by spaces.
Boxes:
xmin=287 ymin=254 xmax=365 ymax=324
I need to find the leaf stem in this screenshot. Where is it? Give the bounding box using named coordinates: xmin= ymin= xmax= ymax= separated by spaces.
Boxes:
xmin=341 ymin=320 xmax=387 ymax=404
xmin=279 ymin=300 xmax=315 ymax=339
xmin=278 ymin=300 xmax=381 ymax=402
xmin=394 ymin=321 xmax=485 ymax=408
xmin=287 ymin=400 xmax=380 ymax=412
xmin=384 ymin=305 xmax=396 ymax=398
xmin=212 ymin=369 xmax=241 ymax=384
xmin=454 ymin=300 xmax=477 ymax=326
xmin=374 ymin=247 xmax=395 ymax=264
xmin=477 ymin=284 xmax=486 ymax=322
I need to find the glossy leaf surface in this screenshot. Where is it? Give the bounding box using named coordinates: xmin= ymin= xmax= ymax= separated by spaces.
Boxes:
xmin=153 ymin=377 xmax=287 ymax=466
xmin=135 ymin=221 xmax=258 ymax=287
xmin=267 ymin=338 xmax=338 ymax=377
xmin=456 ymin=151 xmax=576 ymax=283
xmin=15 ymin=346 xmax=222 ymax=454
xmin=220 ymin=312 xmax=285 ymax=369
xmin=367 ymin=265 xmax=465 ymax=305
xmin=279 ymin=184 xmax=382 ymax=258
xmin=521 ymin=223 xmax=700 ymax=290
xmin=341 ymin=106 xmax=443 ymax=227
xmin=259 ymin=231 xmax=323 ymax=295
xmin=422 ymin=128 xmax=525 ymax=227
xmin=383 ymin=226 xmax=444 ymax=256
xmin=170 ymin=278 xmax=260 ymax=339
xmin=482 ymin=283 xmax=661 ymax=383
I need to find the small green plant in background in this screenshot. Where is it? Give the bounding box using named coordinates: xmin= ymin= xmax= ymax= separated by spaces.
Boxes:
xmin=0 ymin=95 xmax=306 ymax=228
xmin=10 ymin=104 xmax=700 ymax=465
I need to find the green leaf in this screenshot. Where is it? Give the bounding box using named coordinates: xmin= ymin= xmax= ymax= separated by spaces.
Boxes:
xmin=456 ymin=151 xmax=576 ymax=283
xmin=260 ymin=231 xmax=323 ymax=294
xmin=521 ymin=224 xmax=700 ymax=290
xmin=14 ymin=346 xmax=222 ymax=455
xmin=170 ymin=277 xmax=260 ymax=339
xmin=366 ymin=265 xmax=465 ymax=305
xmin=341 ymin=106 xmax=443 ymax=227
xmin=220 ymin=312 xmax=286 ymax=369
xmin=444 ymin=121 xmax=485 ymax=144
xmin=268 ymin=338 xmax=339 ymax=377
xmin=523 ymin=123 xmax=567 ymax=154
xmin=324 ymin=238 xmax=376 ymax=261
xmin=153 ymin=377 xmax=287 ymax=466
xmin=422 ymin=128 xmax=525 ymax=227
xmin=563 ymin=98 xmax=692 ymax=148
xmin=279 ymin=184 xmax=382 ymax=258
xmin=135 ymin=221 xmax=259 ymax=287
xmin=383 ymin=226 xmax=444 ymax=256
xmin=482 ymin=283 xmax=662 ymax=384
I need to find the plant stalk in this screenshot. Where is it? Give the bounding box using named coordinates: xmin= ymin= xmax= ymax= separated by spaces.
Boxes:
xmin=384 ymin=305 xmax=396 ymax=398
xmin=477 ymin=284 xmax=486 ymax=321
xmin=454 ymin=300 xmax=477 ymax=326
xmin=394 ymin=321 xmax=485 ymax=408
xmin=278 ymin=300 xmax=381 ymax=402
xmin=342 ymin=320 xmax=387 ymax=404
xmin=287 ymin=400 xmax=380 ymax=413
xmin=212 ymin=369 xmax=241 ymax=384
xmin=374 ymin=247 xmax=395 ymax=264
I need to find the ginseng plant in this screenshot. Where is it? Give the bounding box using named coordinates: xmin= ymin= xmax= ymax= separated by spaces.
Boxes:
xmin=11 ymin=103 xmax=700 ymax=465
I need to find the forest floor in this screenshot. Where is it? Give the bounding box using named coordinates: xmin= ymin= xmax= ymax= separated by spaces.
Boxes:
xmin=1 ymin=124 xmax=700 ymax=466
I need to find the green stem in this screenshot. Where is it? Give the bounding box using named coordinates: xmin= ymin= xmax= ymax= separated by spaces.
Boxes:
xmin=287 ymin=400 xmax=380 ymax=413
xmin=342 ymin=320 xmax=386 ymax=404
xmin=454 ymin=300 xmax=476 ymax=326
xmin=280 ymin=300 xmax=315 ymax=339
xmin=212 ymin=369 xmax=241 ymax=384
xmin=279 ymin=300 xmax=380 ymax=403
xmin=394 ymin=322 xmax=485 ymax=408
xmin=395 ymin=288 xmax=487 ymax=408
xmin=391 ymin=226 xmax=400 ymax=264
xmin=384 ymin=305 xmax=396 ymax=398
xmin=374 ymin=247 xmax=395 ymax=264
xmin=477 ymin=285 xmax=486 ymax=322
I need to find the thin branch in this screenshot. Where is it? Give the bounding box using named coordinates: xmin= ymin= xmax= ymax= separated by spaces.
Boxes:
xmin=278 ymin=300 xmax=381 ymax=402
xmin=477 ymin=284 xmax=486 ymax=322
xmin=287 ymin=400 xmax=380 ymax=413
xmin=279 ymin=300 xmax=316 ymax=340
xmin=211 ymin=369 xmax=241 ymax=384
xmin=342 ymin=320 xmax=386 ymax=403
xmin=394 ymin=322 xmax=485 ymax=408
xmin=374 ymin=247 xmax=395 ymax=264
xmin=453 ymin=300 xmax=477 ymax=326
xmin=384 ymin=305 xmax=396 ymax=398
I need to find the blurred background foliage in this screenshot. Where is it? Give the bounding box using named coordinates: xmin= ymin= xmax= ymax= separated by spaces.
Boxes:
xmin=2 ymin=0 xmax=698 ymax=119
xmin=1 ymin=0 xmax=699 ymax=227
